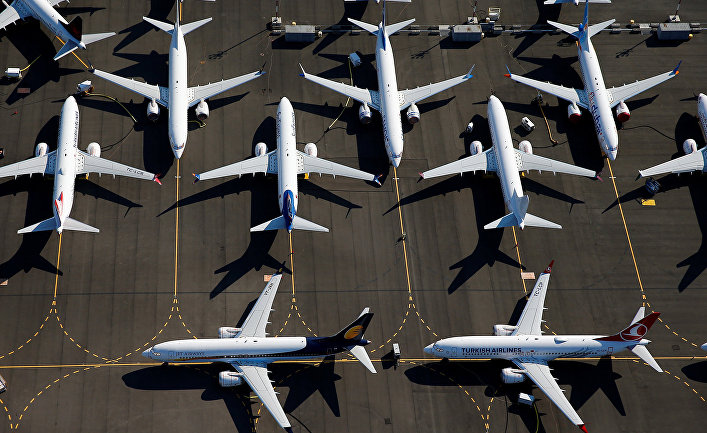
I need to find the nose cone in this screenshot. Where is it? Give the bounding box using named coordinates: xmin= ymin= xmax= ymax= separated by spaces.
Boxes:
xmin=142 ymin=348 xmax=152 ymax=359
xmin=173 ymin=146 xmax=184 ymax=159
xmin=606 ymin=148 xmax=617 ymax=161
xmin=392 ymin=156 xmax=401 ymax=168
xmin=424 ymin=344 xmax=434 ymax=355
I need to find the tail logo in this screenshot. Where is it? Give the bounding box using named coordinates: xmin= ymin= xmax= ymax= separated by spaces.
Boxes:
xmin=344 ymin=325 xmax=364 ymax=340
xmin=55 ymin=192 xmax=64 ymax=217
xmin=620 ymin=323 xmax=647 ymax=341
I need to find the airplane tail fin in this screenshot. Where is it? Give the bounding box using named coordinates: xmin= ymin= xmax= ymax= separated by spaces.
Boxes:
xmin=62 ymin=16 xmax=82 ymax=41
xmin=249 ymin=215 xmax=329 ymax=232
xmin=595 ymin=308 xmax=661 ymax=343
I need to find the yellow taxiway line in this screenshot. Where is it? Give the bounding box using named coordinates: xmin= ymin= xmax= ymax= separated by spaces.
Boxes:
xmin=54 ymin=36 xmax=90 ymax=70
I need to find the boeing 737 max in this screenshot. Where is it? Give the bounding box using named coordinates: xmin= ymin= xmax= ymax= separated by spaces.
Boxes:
xmin=420 ymin=95 xmax=595 ymax=230
xmin=0 ymin=96 xmax=159 ymax=234
xmin=142 ymin=274 xmax=377 ymax=432
xmin=425 ymin=261 xmax=662 ymax=432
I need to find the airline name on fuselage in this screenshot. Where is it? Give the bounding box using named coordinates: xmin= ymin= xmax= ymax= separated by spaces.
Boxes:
xmin=173 ymin=351 xmax=206 ymax=358
xmin=462 ymin=347 xmax=522 ymax=355
xmin=73 ymin=111 xmax=79 ymax=149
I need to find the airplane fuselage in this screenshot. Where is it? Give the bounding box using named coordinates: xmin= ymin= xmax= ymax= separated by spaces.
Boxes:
xmin=167 ymin=22 xmax=189 ymax=158
xmin=698 ymin=93 xmax=707 ymax=142
xmin=577 ymin=38 xmax=619 ymax=160
xmin=52 ymin=96 xmax=81 ymax=233
xmin=375 ymin=25 xmax=405 ymax=167
xmin=15 ymin=0 xmax=84 ymax=49
xmin=276 ymin=97 xmax=299 ymax=232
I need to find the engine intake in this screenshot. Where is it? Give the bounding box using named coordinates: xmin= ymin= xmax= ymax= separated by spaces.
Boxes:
xmin=519 ymin=140 xmax=533 ymax=154
xmin=469 ymin=140 xmax=483 ymax=156
xmin=35 ymin=142 xmax=48 ymax=157
xmin=493 ymin=324 xmax=517 ymax=336
xmin=87 ymin=142 xmax=101 ymax=157
xmin=304 ymin=142 xmax=318 ymax=157
xmin=615 ymin=101 xmax=630 ymax=123
xmin=406 ymin=103 xmax=420 ymax=124
xmin=567 ymin=102 xmax=581 ymax=124
xmin=196 ymin=100 xmax=209 ymax=121
xmin=218 ymin=371 xmax=243 ymax=387
xmin=147 ymin=99 xmax=160 ymax=122
xmin=255 ymin=142 xmax=268 ymax=157
xmin=218 ymin=327 xmax=241 ymax=338
xmin=359 ymin=103 xmax=372 ymax=124
xmin=501 ymin=367 xmax=526 ymax=384
xmin=683 ymin=138 xmax=698 ymax=155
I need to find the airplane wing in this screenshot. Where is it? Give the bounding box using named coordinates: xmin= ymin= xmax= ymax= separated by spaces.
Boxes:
xmin=297 ymin=151 xmax=378 ymax=182
xmin=299 ymin=65 xmax=380 ymax=111
xmin=420 ymin=149 xmax=496 ymax=179
xmin=638 ymin=149 xmax=707 ymax=177
xmin=0 ymin=152 xmax=55 ymax=179
xmin=0 ymin=2 xmax=26 ymax=30
xmin=607 ymin=63 xmax=681 ymax=108
xmin=233 ymin=363 xmax=290 ymax=430
xmin=399 ymin=66 xmax=474 ymax=110
xmin=511 ymin=261 xmax=553 ymax=336
xmin=507 ymin=71 xmax=588 ymax=109
xmin=92 ymin=69 xmax=166 ymax=106
xmin=238 ymin=274 xmax=282 ymax=338
xmin=514 ymin=149 xmax=595 ymax=177
xmin=511 ymin=359 xmax=585 ymax=429
xmin=187 ymin=70 xmax=265 ymax=107
xmin=50 ymin=0 xmax=70 ymax=6
xmin=194 ymin=151 xmax=276 ymax=182
xmin=76 ymin=151 xmax=156 ymax=181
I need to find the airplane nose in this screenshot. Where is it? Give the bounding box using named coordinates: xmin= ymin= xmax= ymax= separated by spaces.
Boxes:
xmin=607 ymin=149 xmax=617 ymax=161
xmin=174 ymin=147 xmax=184 ymax=159
xmin=424 ymin=344 xmax=434 ymax=355
xmin=142 ymin=348 xmax=152 ymax=359
xmin=392 ymin=156 xmax=401 ymax=168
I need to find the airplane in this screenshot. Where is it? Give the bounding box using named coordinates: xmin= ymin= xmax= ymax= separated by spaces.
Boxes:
xmin=543 ymin=0 xmax=610 ymax=5
xmin=420 ymin=95 xmax=595 ymax=230
xmin=0 ymin=0 xmax=115 ymax=60
xmin=639 ymin=93 xmax=707 ymax=177
xmin=0 ymin=96 xmax=159 ymax=234
xmin=91 ymin=0 xmax=264 ymax=159
xmin=194 ymin=96 xmax=380 ymax=233
xmin=506 ymin=2 xmax=680 ymax=161
xmin=299 ymin=0 xmax=474 ymax=167
xmin=142 ymin=274 xmax=377 ymax=432
xmin=424 ymin=261 xmax=663 ymax=433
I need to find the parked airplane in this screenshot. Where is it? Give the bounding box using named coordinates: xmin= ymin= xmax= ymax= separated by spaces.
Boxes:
xmin=299 ymin=0 xmax=474 ymax=167
xmin=194 ymin=97 xmax=379 ymax=232
xmin=506 ymin=2 xmax=680 ymax=160
xmin=91 ymin=0 xmax=263 ymax=159
xmin=0 ymin=96 xmax=159 ymax=234
xmin=639 ymin=93 xmax=707 ymax=177
xmin=425 ymin=261 xmax=662 ymax=432
xmin=142 ymin=274 xmax=377 ymax=432
xmin=544 ymin=0 xmax=610 ymax=5
xmin=420 ymin=95 xmax=595 ymax=229
xmin=0 ymin=0 xmax=115 ymax=60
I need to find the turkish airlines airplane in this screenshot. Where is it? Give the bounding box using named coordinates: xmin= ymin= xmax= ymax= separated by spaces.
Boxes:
xmin=91 ymin=0 xmax=263 ymax=159
xmin=425 ymin=261 xmax=662 ymax=432
xmin=639 ymin=93 xmax=707 ymax=177
xmin=507 ymin=2 xmax=680 ymax=160
xmin=143 ymin=274 xmax=377 ymax=432
xmin=0 ymin=96 xmax=159 ymax=234
xmin=300 ymin=0 xmax=473 ymax=167
xmin=0 ymin=0 xmax=114 ymax=60
xmin=194 ymin=97 xmax=379 ymax=233
xmin=420 ymin=95 xmax=595 ymax=229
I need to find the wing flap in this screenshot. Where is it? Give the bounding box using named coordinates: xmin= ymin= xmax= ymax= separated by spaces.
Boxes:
xmin=508 ymin=72 xmax=588 ymax=109
xmin=0 ymin=2 xmax=22 ymax=30
xmin=194 ymin=152 xmax=274 ymax=182
xmin=298 ymin=151 xmax=377 ymax=181
xmin=300 ymin=65 xmax=379 ymax=110
xmin=0 ymin=152 xmax=54 ymax=179
xmin=76 ymin=151 xmax=156 ymax=181
xmin=515 ymin=149 xmax=596 ymax=177
xmin=421 ymin=149 xmax=495 ymax=179
xmin=188 ymin=70 xmax=265 ymax=107
xmin=238 ymin=274 xmax=282 ymax=338
xmin=399 ymin=66 xmax=474 ymax=109
xmin=92 ymin=69 xmax=163 ymax=105
xmin=639 ymin=149 xmax=706 ymax=177
xmin=235 ymin=364 xmax=290 ymax=429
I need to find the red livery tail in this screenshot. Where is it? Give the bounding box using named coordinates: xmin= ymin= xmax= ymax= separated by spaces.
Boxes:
xmin=596 ymin=310 xmax=660 ymax=342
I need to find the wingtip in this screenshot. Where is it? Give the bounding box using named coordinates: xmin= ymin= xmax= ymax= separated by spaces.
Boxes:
xmin=418 ymin=172 xmax=425 ymax=179
xmin=373 ymin=174 xmax=382 ymax=185
xmin=192 ymin=173 xmax=200 ymax=183
xmin=545 ymin=260 xmax=554 ymax=274
xmin=672 ymin=60 xmax=682 ymax=75
xmin=153 ymin=174 xmax=162 ymax=185
xmin=579 ymin=424 xmax=588 ymax=433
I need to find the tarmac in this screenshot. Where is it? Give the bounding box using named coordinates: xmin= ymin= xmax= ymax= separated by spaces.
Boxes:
xmin=0 ymin=0 xmax=705 ymax=432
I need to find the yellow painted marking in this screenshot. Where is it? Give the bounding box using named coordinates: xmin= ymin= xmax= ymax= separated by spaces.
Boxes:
xmin=54 ymin=37 xmax=89 ymax=69
xmin=174 ymin=160 xmax=180 ymax=297
xmin=54 ymin=233 xmax=62 ymax=298
xmin=511 ymin=226 xmax=528 ymax=294
xmin=641 ymin=198 xmax=656 ymax=206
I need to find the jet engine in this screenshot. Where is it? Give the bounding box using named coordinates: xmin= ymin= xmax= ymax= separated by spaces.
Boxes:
xmin=493 ymin=324 xmax=517 ymax=336
xmin=567 ymin=102 xmax=581 ymax=124
xmin=683 ymin=138 xmax=698 ymax=154
xmin=359 ymin=103 xmax=372 ymax=124
xmin=195 ymin=100 xmax=209 ymax=121
xmin=519 ymin=140 xmax=533 ymax=154
xmin=218 ymin=371 xmax=243 ymax=387
xmin=147 ymin=99 xmax=160 ymax=122
xmin=86 ymin=142 xmax=101 ymax=157
xmin=469 ymin=140 xmax=483 ymax=156
xmin=406 ymin=103 xmax=420 ymax=124
xmin=218 ymin=327 xmax=241 ymax=338
xmin=255 ymin=142 xmax=268 ymax=157
xmin=501 ymin=367 xmax=526 ymax=384
xmin=615 ymin=101 xmax=630 ymax=123
xmin=304 ymin=142 xmax=318 ymax=157
xmin=35 ymin=142 xmax=48 ymax=157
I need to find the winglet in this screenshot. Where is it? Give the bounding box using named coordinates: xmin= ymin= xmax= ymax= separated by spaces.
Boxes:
xmin=298 ymin=63 xmax=306 ymax=77
xmin=373 ymin=174 xmax=382 ymax=185
xmin=671 ymin=60 xmax=682 ymax=76
xmin=579 ymin=425 xmax=588 ymax=433
xmin=153 ymin=175 xmax=162 ymax=185
xmin=193 ymin=173 xmax=200 ymax=183
xmin=504 ymin=65 xmax=511 ymax=78
xmin=463 ymin=64 xmax=475 ymax=79
xmin=544 ymin=260 xmax=554 ymax=274
xmin=418 ymin=172 xmax=425 ymax=179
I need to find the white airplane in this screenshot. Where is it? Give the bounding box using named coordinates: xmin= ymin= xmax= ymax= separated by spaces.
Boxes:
xmin=639 ymin=93 xmax=707 ymax=177
xmin=299 ymin=0 xmax=474 ymax=167
xmin=0 ymin=0 xmax=115 ymax=60
xmin=142 ymin=274 xmax=377 ymax=432
xmin=91 ymin=0 xmax=264 ymax=159
xmin=194 ymin=96 xmax=380 ymax=233
xmin=506 ymin=2 xmax=680 ymax=160
xmin=425 ymin=261 xmax=662 ymax=433
xmin=0 ymin=96 xmax=159 ymax=234
xmin=543 ymin=0 xmax=610 ymax=5
xmin=420 ymin=95 xmax=595 ymax=230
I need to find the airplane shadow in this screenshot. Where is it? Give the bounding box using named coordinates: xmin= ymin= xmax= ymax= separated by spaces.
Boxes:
xmin=312 ymin=1 xmax=367 ymax=55
xmin=511 ymin=0 xmax=561 ymax=57
xmin=75 ymin=178 xmax=143 ymax=216
xmin=113 ymin=0 xmax=175 ymax=52
xmin=276 ymin=357 xmax=342 ymax=418
xmin=682 ymin=360 xmax=707 ymax=383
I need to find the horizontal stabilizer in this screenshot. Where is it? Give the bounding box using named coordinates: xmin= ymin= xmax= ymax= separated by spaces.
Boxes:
xmin=349 ymin=345 xmax=377 ymax=374
xmin=385 ymin=18 xmax=415 ymax=37
xmin=484 ymin=212 xmax=518 ymax=230
xmin=180 ymin=17 xmax=212 ymax=36
xmin=143 ymin=16 xmax=174 ymax=34
xmin=250 ymin=216 xmax=329 ymax=232
xmin=546 ymin=20 xmax=580 ymax=38
xmin=291 ymin=216 xmax=329 ymax=232
xmin=588 ymin=18 xmax=616 ymax=38
xmin=630 ymin=344 xmax=662 ymax=372
xmin=54 ymin=40 xmax=80 ymax=61
xmin=18 ymin=217 xmax=57 ymax=234
xmin=82 ymin=32 xmax=116 ymax=46
xmin=544 ymin=0 xmax=611 ymax=4
xmin=523 ymin=213 xmax=562 ymax=229
xmin=348 ymin=17 xmax=378 ymax=35
xmin=62 ymin=217 xmax=100 ymax=233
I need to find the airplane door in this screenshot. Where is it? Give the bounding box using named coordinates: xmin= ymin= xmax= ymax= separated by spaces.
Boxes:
xmin=607 ymin=347 xmax=614 ymax=355
xmin=169 ymin=351 xmax=175 ymax=359
xmin=452 ymin=347 xmax=457 ymax=357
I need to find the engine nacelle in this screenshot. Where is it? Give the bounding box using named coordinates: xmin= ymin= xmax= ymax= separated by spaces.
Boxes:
xmin=218 ymin=371 xmax=243 ymax=387
xmin=358 ymin=103 xmax=372 ymax=124
xmin=147 ymin=99 xmax=160 ymax=122
xmin=519 ymin=140 xmax=533 ymax=154
xmin=469 ymin=140 xmax=483 ymax=156
xmin=304 ymin=142 xmax=317 ymax=157
xmin=493 ymin=324 xmax=517 ymax=336
xmin=254 ymin=142 xmax=268 ymax=157
xmin=86 ymin=142 xmax=101 ymax=157
xmin=567 ymin=102 xmax=581 ymax=124
xmin=35 ymin=142 xmax=48 ymax=157
xmin=683 ymin=138 xmax=698 ymax=155
xmin=406 ymin=103 xmax=420 ymax=124
xmin=218 ymin=327 xmax=241 ymax=339
xmin=615 ymin=100 xmax=630 ymax=123
xmin=195 ymin=100 xmax=209 ymax=121
xmin=501 ymin=367 xmax=526 ymax=384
